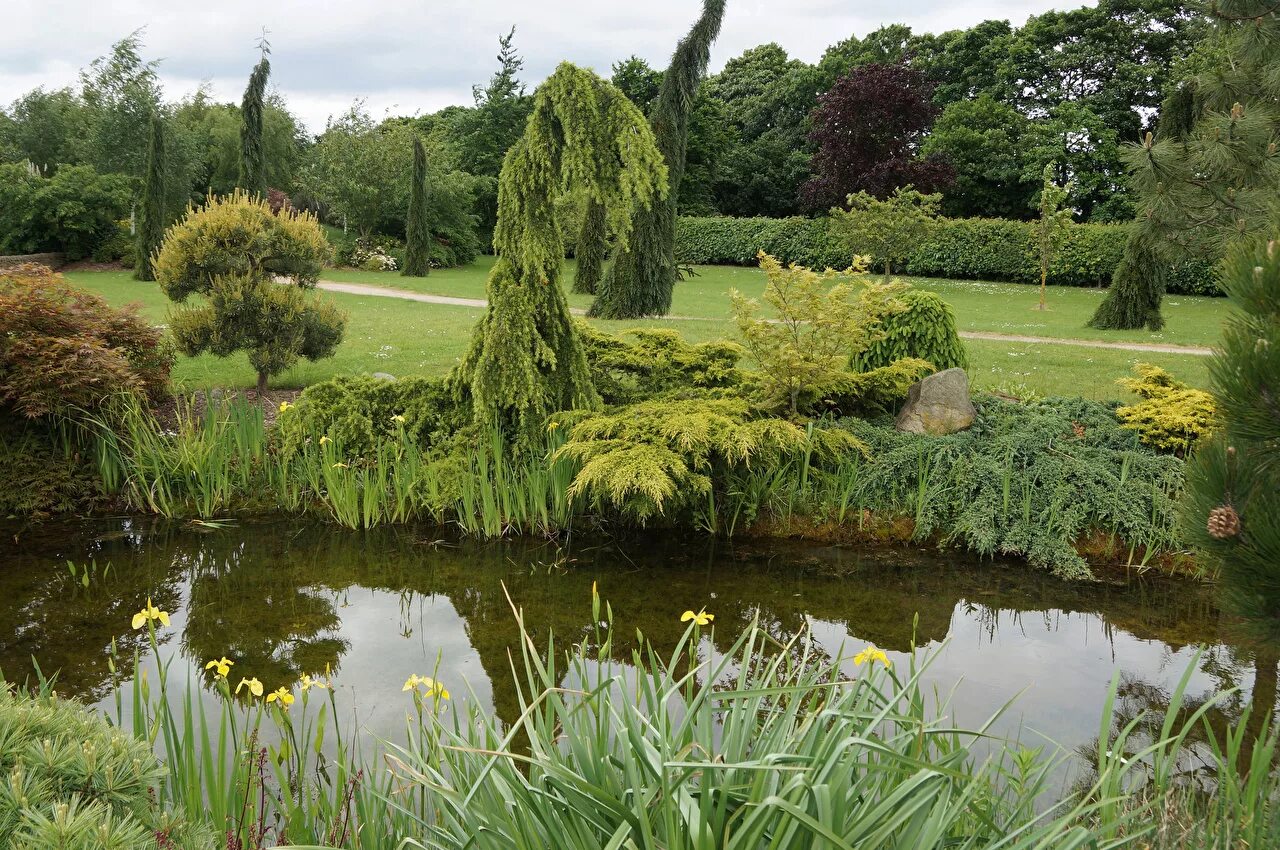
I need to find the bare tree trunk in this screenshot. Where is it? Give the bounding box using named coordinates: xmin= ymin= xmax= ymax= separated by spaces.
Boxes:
xmin=257 ymin=371 xmax=269 ymax=394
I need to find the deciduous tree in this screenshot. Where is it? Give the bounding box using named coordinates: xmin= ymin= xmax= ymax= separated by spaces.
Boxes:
xmin=829 ymin=187 xmax=943 ymax=280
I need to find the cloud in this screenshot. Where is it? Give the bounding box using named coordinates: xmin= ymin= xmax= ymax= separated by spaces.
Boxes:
xmin=0 ymin=0 xmax=1084 ymax=134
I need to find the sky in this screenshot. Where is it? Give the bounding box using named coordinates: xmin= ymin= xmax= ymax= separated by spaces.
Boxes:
xmin=2 ymin=0 xmax=1086 ymax=134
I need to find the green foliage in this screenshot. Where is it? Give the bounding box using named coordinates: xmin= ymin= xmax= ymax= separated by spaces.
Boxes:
xmin=921 ymin=95 xmax=1035 ymax=219
xmin=0 ymin=162 xmax=133 ymax=260
xmin=154 ymin=192 xmax=343 ymax=391
xmin=590 ymin=0 xmax=726 ymax=319
xmin=277 ymin=375 xmax=469 ymax=458
xmin=0 ymin=265 xmax=172 ymax=419
xmin=1184 ymin=240 xmax=1280 ymax=637
xmin=576 ymin=322 xmax=744 ymax=405
xmin=1115 ymin=363 xmax=1216 ymax=455
xmin=402 ymin=136 xmax=431 ymax=277
xmin=0 ymin=686 xmax=211 ymax=849
xmin=572 ymin=198 xmax=607 ymax=294
xmin=842 ymin=396 xmax=1185 ymax=578
xmin=854 ymin=289 xmax=968 ymax=372
xmin=0 ymin=419 xmax=109 ymax=517
xmin=133 ymin=114 xmax=165 ymax=281
xmin=238 ymin=55 xmax=270 ymax=195
xmin=173 ymin=87 xmax=304 ymax=197
xmin=556 ymin=397 xmax=863 ymax=521
xmin=732 ymin=251 xmax=901 ymax=415
xmin=1089 ymin=240 xmax=1168 ymax=331
xmin=675 ymin=214 xmax=1219 ymax=294
xmin=1034 ymin=162 xmax=1074 ymax=309
xmin=822 ymin=357 xmax=935 ymax=416
xmin=830 ymin=186 xmax=943 ymax=279
xmin=453 ymin=62 xmax=667 ymax=438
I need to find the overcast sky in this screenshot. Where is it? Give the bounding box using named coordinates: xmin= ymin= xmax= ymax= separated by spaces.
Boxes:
xmin=3 ymin=0 xmax=1085 ymax=134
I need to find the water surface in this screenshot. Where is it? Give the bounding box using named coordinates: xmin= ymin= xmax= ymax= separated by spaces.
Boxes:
xmin=0 ymin=518 xmax=1273 ymax=768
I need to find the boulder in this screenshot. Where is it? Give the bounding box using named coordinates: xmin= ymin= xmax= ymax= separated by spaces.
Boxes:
xmin=371 ymin=372 xmax=396 ymax=381
xmin=895 ymin=368 xmax=976 ymax=436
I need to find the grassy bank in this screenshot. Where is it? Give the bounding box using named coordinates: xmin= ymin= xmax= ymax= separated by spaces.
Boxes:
xmin=65 ymin=268 xmax=1214 ymax=399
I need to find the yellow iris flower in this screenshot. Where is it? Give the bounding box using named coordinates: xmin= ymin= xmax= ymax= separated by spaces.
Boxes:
xmin=391 ymin=414 xmax=406 ymax=424
xmin=131 ymin=598 xmax=171 ymax=630
xmin=681 ymin=609 xmax=714 ymax=626
xmin=332 ymin=462 xmax=348 ymax=469
xmin=204 ymin=657 xmax=235 ymax=678
xmin=319 ymin=435 xmax=331 ymax=445
xmin=236 ymin=677 xmax=264 ymax=698
xmin=853 ymin=646 xmax=891 ymax=668
xmin=299 ymin=674 xmax=328 ymax=691
xmin=403 ymin=674 xmax=450 ymax=700
xmin=266 ymin=687 xmax=295 ymax=708
xmin=278 ymin=401 xmax=291 ymax=413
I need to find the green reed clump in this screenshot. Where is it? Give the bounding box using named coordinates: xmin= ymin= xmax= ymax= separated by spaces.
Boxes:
xmin=9 ymin=592 xmax=1280 ymax=849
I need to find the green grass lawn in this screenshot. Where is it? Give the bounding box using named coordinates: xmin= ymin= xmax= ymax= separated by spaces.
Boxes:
xmin=64 ymin=266 xmax=1219 ymax=400
xmin=326 ymin=256 xmax=1230 ymax=349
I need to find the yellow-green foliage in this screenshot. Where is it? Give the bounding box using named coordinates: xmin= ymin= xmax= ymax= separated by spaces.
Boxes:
xmin=555 ymin=397 xmax=864 ymax=520
xmin=577 ymin=322 xmax=744 ymax=405
xmin=453 ymin=63 xmax=668 ymax=438
xmin=0 ymin=687 xmax=212 ymax=849
xmin=853 ymin=289 xmax=968 ymax=373
xmin=823 ymin=357 xmax=935 ymax=415
xmin=1115 ymin=363 xmax=1216 ymax=455
xmin=732 ymin=251 xmax=903 ymax=416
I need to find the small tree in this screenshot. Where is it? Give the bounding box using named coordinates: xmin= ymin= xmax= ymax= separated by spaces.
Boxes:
xmin=133 ymin=113 xmax=166 ymax=281
xmin=829 ymin=187 xmax=942 ymax=281
xmin=403 ymin=136 xmax=431 ymax=277
xmin=731 ymin=251 xmax=901 ymax=416
xmin=155 ymin=192 xmax=344 ymax=393
xmin=1033 ymin=162 xmax=1073 ymax=311
xmin=239 ymin=48 xmax=271 ymax=196
xmin=1184 ymin=239 xmax=1280 ymax=637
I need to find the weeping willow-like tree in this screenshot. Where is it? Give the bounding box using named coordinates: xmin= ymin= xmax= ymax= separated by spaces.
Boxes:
xmin=133 ymin=113 xmax=165 ymax=282
xmin=403 ymin=136 xmax=431 ymax=277
xmin=238 ymin=52 xmax=271 ymax=196
xmin=1089 ymin=0 xmax=1280 ymax=330
xmin=589 ymin=0 xmax=726 ymax=319
xmin=572 ymin=199 xmax=608 ymax=294
xmin=452 ymin=63 xmax=667 ymax=436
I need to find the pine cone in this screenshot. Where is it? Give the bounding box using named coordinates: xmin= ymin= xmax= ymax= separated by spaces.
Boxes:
xmin=1207 ymin=505 xmax=1241 ymax=540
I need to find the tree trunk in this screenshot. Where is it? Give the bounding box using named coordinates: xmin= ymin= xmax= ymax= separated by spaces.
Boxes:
xmin=1038 ymin=262 xmax=1048 ymax=310
xmin=257 ymin=371 xmax=269 ymax=395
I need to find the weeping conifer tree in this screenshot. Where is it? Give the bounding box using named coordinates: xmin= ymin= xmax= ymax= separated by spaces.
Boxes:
xmin=133 ymin=114 xmax=166 ymax=282
xmin=573 ymin=199 xmax=607 ymax=294
xmin=403 ymin=136 xmax=432 ymax=277
xmin=239 ymin=51 xmax=271 ymax=196
xmin=1089 ymin=0 xmax=1279 ymax=330
xmin=451 ymin=63 xmax=666 ymax=438
xmin=588 ymin=0 xmax=726 ymax=319
xmin=1184 ymin=240 xmax=1280 ymax=638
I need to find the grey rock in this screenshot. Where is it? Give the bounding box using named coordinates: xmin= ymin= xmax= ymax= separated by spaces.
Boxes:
xmin=895 ymin=368 xmax=976 ymax=436
xmin=371 ymin=372 xmax=396 ymax=381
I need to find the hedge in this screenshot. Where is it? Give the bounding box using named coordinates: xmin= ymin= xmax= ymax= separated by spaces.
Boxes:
xmin=675 ymin=215 xmax=1221 ymax=295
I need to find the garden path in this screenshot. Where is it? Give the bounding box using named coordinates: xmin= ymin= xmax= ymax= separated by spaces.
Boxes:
xmin=314 ymin=280 xmax=1214 ymax=357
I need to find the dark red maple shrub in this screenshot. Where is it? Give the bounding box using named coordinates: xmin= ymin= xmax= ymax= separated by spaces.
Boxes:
xmin=799 ymin=61 xmax=954 ymax=211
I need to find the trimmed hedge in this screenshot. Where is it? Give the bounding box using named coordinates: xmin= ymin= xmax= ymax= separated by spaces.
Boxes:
xmin=676 ymin=215 xmax=1220 ymax=295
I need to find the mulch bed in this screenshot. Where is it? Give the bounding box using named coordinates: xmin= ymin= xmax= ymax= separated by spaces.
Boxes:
xmin=151 ymin=388 xmax=303 ymax=431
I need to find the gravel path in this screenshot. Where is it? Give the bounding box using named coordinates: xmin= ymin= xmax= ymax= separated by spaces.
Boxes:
xmin=315 ymin=280 xmax=1214 ymax=357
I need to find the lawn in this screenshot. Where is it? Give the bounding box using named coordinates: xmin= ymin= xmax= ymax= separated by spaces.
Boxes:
xmin=65 ymin=267 xmax=1218 ymax=400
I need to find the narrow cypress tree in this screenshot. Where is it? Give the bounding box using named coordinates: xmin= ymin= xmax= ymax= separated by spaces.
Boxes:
xmin=133 ymin=114 xmax=166 ymax=281
xmin=239 ymin=52 xmax=271 ymax=196
xmin=572 ymin=199 xmax=607 ymax=294
xmin=588 ymin=0 xmax=726 ymax=319
xmin=403 ymin=136 xmax=432 ymax=277
xmin=1089 ymin=0 xmax=1279 ymax=330
xmin=1183 ymin=239 xmax=1280 ymax=637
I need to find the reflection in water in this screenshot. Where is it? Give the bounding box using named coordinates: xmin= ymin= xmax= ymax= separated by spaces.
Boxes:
xmin=0 ymin=518 xmax=1274 ymax=763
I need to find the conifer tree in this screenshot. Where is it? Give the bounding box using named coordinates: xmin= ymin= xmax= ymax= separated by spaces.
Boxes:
xmin=133 ymin=113 xmax=165 ymax=281
xmin=573 ymin=199 xmax=607 ymax=294
xmin=452 ymin=64 xmax=666 ymax=438
xmin=239 ymin=42 xmax=271 ymax=196
xmin=403 ymin=136 xmax=431 ymax=277
xmin=1089 ymin=0 xmax=1279 ymax=330
xmin=589 ymin=0 xmax=726 ymax=319
xmin=1184 ymin=239 xmax=1280 ymax=638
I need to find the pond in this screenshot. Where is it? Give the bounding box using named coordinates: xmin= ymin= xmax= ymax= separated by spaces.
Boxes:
xmin=0 ymin=518 xmax=1274 ymax=774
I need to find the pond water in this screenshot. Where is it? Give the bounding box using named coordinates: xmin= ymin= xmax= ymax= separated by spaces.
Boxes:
xmin=0 ymin=518 xmax=1274 ymax=772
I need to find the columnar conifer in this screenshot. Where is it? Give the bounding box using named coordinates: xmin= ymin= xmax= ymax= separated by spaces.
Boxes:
xmin=403 ymin=136 xmax=431 ymax=277
xmin=239 ymin=53 xmax=271 ymax=196
xmin=573 ymin=199 xmax=607 ymax=294
xmin=589 ymin=0 xmax=726 ymax=319
xmin=133 ymin=114 xmax=165 ymax=281
xmin=452 ymin=63 xmax=666 ymax=437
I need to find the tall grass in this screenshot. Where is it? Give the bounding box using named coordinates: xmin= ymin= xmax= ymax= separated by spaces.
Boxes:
xmin=47 ymin=595 xmax=1274 ymax=849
